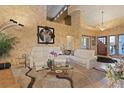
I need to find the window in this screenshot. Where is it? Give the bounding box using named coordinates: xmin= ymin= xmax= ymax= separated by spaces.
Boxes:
xmin=98 ymin=37 xmax=106 ymax=44
xmin=109 ymin=36 xmax=116 ymax=55
xmin=119 ymin=35 xmax=124 ymax=55
xmin=91 ymin=36 xmax=96 ymax=49
xmin=81 ymin=35 xmax=90 ymax=49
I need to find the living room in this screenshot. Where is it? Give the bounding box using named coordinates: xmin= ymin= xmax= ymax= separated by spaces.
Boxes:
xmin=0 ymin=4 xmax=124 ymax=88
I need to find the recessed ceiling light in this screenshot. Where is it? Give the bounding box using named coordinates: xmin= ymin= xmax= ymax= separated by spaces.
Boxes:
xmin=60 ymin=11 xmax=63 ymax=15
xmin=54 ymin=17 xmax=57 ymax=20
xmin=57 ymin=14 xmax=59 ymax=18
xmin=64 ymin=6 xmax=67 ymax=11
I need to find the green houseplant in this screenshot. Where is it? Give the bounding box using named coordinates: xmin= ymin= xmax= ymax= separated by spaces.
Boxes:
xmin=0 ymin=32 xmax=15 ymax=58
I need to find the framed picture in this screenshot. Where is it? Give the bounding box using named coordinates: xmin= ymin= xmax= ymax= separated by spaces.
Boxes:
xmin=37 ymin=26 xmax=55 ymax=44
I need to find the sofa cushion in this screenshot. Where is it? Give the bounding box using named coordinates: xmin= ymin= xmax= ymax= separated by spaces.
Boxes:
xmin=70 ymin=56 xmax=88 ymax=64
xmin=54 ymin=55 xmax=67 ymax=66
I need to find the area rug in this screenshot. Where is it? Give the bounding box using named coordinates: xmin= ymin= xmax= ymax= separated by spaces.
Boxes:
xmin=41 ymin=75 xmax=71 ymax=88
xmin=11 ymin=64 xmax=106 ymax=88
xmin=97 ymin=56 xmax=117 ymax=63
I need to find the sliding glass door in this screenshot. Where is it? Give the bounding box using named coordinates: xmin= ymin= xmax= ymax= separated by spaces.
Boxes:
xmin=119 ymin=34 xmax=124 ymax=55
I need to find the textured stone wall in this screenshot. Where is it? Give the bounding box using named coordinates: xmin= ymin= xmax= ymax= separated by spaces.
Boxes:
xmin=0 ymin=5 xmax=71 ymax=66
xmin=2 ymin=5 xmax=121 ymax=65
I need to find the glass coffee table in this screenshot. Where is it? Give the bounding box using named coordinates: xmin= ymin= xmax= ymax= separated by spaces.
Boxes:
xmin=42 ymin=65 xmax=74 ymax=88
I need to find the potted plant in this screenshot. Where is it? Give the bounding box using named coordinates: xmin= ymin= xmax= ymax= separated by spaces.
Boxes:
xmin=47 ymin=51 xmax=58 ymax=70
xmin=0 ymin=32 xmax=16 ymax=58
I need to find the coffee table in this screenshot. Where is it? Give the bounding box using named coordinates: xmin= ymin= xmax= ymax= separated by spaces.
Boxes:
xmin=42 ymin=65 xmax=74 ymax=88
xmin=42 ymin=65 xmax=73 ymax=75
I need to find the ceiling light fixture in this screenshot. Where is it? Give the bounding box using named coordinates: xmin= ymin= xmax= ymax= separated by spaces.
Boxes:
xmin=97 ymin=7 xmax=106 ymax=31
xmin=63 ymin=6 xmax=67 ymax=11
xmin=60 ymin=11 xmax=63 ymax=15
xmin=54 ymin=17 xmax=57 ymax=20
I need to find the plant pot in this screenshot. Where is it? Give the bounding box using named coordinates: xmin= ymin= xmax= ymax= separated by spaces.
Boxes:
xmin=47 ymin=59 xmax=54 ymax=69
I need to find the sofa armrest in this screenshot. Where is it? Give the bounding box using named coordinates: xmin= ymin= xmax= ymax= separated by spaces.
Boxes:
xmin=88 ymin=56 xmax=97 ymax=61
xmin=87 ymin=56 xmax=97 ymax=69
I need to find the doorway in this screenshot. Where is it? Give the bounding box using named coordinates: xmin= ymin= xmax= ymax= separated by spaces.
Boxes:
xmin=97 ymin=36 xmax=107 ymax=56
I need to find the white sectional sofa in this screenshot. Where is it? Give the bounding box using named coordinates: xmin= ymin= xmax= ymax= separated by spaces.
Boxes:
xmin=69 ymin=49 xmax=97 ymax=69
xmin=29 ymin=47 xmax=66 ymax=71
xmin=29 ymin=47 xmax=96 ymax=71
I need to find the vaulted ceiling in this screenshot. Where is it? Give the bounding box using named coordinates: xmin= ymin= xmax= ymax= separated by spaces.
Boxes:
xmin=76 ymin=5 xmax=124 ymax=26
xmin=47 ymin=5 xmax=124 ymax=30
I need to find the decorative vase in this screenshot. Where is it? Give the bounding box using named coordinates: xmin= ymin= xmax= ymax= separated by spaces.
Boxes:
xmin=47 ymin=59 xmax=54 ymax=70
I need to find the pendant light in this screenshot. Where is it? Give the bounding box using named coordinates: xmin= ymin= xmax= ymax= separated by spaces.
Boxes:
xmin=97 ymin=7 xmax=106 ymax=31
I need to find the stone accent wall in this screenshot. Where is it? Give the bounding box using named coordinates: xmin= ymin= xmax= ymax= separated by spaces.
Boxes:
xmin=97 ymin=24 xmax=124 ymax=36
xmin=2 ymin=5 xmax=124 ymax=66
xmin=0 ymin=6 xmax=71 ymax=66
